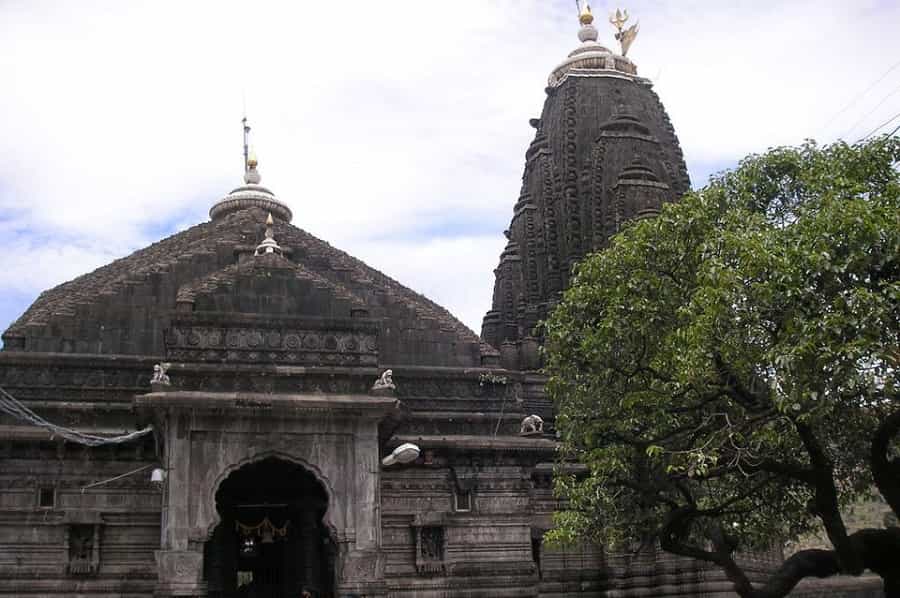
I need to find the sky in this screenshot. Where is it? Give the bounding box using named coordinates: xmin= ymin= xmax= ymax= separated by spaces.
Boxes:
xmin=1 ymin=0 xmax=899 ymax=341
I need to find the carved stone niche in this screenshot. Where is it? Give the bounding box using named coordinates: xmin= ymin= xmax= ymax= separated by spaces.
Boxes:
xmin=412 ymin=513 xmax=446 ymax=576
xmin=416 ymin=526 xmax=445 ymax=575
xmin=65 ymin=523 xmax=101 ymax=576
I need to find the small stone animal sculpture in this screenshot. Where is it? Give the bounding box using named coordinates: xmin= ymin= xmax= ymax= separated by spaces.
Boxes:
xmin=520 ymin=414 xmax=544 ymax=435
xmin=372 ymin=369 xmax=396 ymax=391
xmin=151 ymin=363 xmax=171 ymax=386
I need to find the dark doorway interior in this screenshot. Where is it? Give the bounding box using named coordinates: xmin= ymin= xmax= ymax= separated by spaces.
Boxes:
xmin=204 ymin=458 xmax=335 ymax=598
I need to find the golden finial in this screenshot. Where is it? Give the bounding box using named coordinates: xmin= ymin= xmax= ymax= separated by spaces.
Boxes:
xmin=579 ymin=2 xmax=594 ymax=25
xmin=247 ymin=150 xmax=258 ymax=169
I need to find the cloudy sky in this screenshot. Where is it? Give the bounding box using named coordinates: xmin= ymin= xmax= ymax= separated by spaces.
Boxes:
xmin=1 ymin=0 xmax=899 ymax=341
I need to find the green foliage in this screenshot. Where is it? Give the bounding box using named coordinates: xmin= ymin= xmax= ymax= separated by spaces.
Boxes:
xmin=544 ymin=137 xmax=900 ymax=554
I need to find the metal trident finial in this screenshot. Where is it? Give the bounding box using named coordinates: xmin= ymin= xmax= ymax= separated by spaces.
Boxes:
xmin=609 ymin=8 xmax=639 ymax=56
xmin=609 ymin=8 xmax=628 ymax=31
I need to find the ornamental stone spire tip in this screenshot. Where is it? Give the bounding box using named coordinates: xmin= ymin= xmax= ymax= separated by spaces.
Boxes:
xmin=254 ymin=212 xmax=283 ymax=256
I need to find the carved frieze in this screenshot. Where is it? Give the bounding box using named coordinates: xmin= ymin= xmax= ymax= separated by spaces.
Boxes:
xmin=165 ymin=325 xmax=377 ymax=366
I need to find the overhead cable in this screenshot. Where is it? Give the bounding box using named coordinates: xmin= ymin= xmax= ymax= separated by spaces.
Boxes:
xmin=0 ymin=386 xmax=152 ymax=446
xmin=822 ymin=58 xmax=900 ymax=135
xmin=842 ymin=79 xmax=900 ymax=139
xmin=858 ymin=110 xmax=900 ymax=142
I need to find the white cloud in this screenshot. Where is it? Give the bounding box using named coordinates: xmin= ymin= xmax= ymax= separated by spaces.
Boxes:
xmin=1 ymin=0 xmax=899 ymax=334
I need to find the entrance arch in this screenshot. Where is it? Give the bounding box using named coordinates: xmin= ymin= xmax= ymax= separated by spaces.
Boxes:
xmin=204 ymin=457 xmax=336 ymax=598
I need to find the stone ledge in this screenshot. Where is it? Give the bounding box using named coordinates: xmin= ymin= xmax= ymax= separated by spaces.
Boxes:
xmin=135 ymin=390 xmax=400 ymax=416
xmin=390 ymin=434 xmax=557 ymax=453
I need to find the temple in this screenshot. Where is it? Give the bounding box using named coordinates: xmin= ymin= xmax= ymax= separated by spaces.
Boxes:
xmin=0 ymin=6 xmax=881 ymax=598
xmin=481 ymin=3 xmax=689 ymax=368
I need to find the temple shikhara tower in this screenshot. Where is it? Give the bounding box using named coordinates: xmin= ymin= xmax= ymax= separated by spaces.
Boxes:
xmin=482 ymin=4 xmax=689 ymax=367
xmin=1 ymin=6 xmax=842 ymax=598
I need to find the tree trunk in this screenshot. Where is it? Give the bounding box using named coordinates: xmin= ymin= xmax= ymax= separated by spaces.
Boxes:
xmin=664 ymin=526 xmax=900 ymax=598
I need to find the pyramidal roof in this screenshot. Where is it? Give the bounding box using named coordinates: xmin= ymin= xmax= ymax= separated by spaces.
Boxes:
xmin=3 ymin=155 xmax=490 ymax=368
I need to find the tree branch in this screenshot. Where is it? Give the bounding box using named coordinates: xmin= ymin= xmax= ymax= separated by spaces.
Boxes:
xmin=793 ymin=422 xmax=862 ymax=575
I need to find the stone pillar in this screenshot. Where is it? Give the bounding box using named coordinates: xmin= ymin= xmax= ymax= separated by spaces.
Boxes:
xmin=155 ymin=412 xmax=207 ymax=597
xmin=334 ymin=422 xmax=387 ymax=598
xmin=162 ymin=412 xmax=193 ymax=552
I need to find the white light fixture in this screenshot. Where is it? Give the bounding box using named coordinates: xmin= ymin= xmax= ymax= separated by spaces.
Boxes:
xmin=150 ymin=468 xmax=167 ymax=484
xmin=382 ymin=443 xmax=420 ymax=467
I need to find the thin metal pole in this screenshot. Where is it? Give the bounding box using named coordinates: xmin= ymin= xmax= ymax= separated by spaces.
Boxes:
xmin=242 ymin=116 xmax=250 ymax=173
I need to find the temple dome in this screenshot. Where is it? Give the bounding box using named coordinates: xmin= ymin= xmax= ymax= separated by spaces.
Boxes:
xmin=209 ymin=158 xmax=293 ymax=223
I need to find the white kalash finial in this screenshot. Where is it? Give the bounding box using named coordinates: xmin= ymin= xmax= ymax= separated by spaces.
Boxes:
xmin=254 ymin=212 xmax=283 ymax=256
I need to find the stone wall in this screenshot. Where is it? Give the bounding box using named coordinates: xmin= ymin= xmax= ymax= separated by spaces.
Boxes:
xmin=0 ymin=440 xmax=160 ymax=596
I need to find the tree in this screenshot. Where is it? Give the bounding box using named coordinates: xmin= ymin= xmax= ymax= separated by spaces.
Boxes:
xmin=544 ymin=137 xmax=900 ymax=597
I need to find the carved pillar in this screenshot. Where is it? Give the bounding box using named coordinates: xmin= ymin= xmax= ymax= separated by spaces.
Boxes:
xmin=333 ymin=420 xmax=387 ymax=598
xmin=154 ymin=407 xmax=207 ymax=597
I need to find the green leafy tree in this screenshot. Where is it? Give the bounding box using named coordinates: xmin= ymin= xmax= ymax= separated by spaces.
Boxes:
xmin=544 ymin=137 xmax=900 ymax=597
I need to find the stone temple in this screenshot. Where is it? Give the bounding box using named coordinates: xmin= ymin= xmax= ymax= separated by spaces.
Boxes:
xmin=0 ymin=7 xmax=874 ymax=598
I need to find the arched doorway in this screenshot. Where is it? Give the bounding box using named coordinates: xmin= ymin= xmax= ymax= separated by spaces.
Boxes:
xmin=204 ymin=457 xmax=336 ymax=598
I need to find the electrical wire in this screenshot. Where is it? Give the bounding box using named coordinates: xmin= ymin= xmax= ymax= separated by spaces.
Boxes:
xmin=822 ymin=58 xmax=900 ymax=134
xmin=842 ymin=78 xmax=900 ymax=140
xmin=80 ymin=464 xmax=155 ymax=493
xmin=0 ymin=386 xmax=152 ymax=446
xmin=857 ymin=109 xmax=900 ymax=142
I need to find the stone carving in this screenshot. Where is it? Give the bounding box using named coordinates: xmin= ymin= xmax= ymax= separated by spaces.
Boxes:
xmin=420 ymin=527 xmax=443 ymax=559
xmin=66 ymin=524 xmax=100 ymax=576
xmin=415 ymin=526 xmax=446 ymax=575
xmin=155 ymin=550 xmax=204 ymax=584
xmin=151 ymin=363 xmax=171 ymax=386
xmin=563 ymin=80 xmax=580 ymax=271
xmin=482 ymin=72 xmax=690 ymax=350
xmin=166 ymin=325 xmax=378 ymax=366
xmin=520 ymin=414 xmax=544 ymax=435
xmin=341 ymin=551 xmax=379 ymax=582
xmin=371 ymin=369 xmax=396 ymax=392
